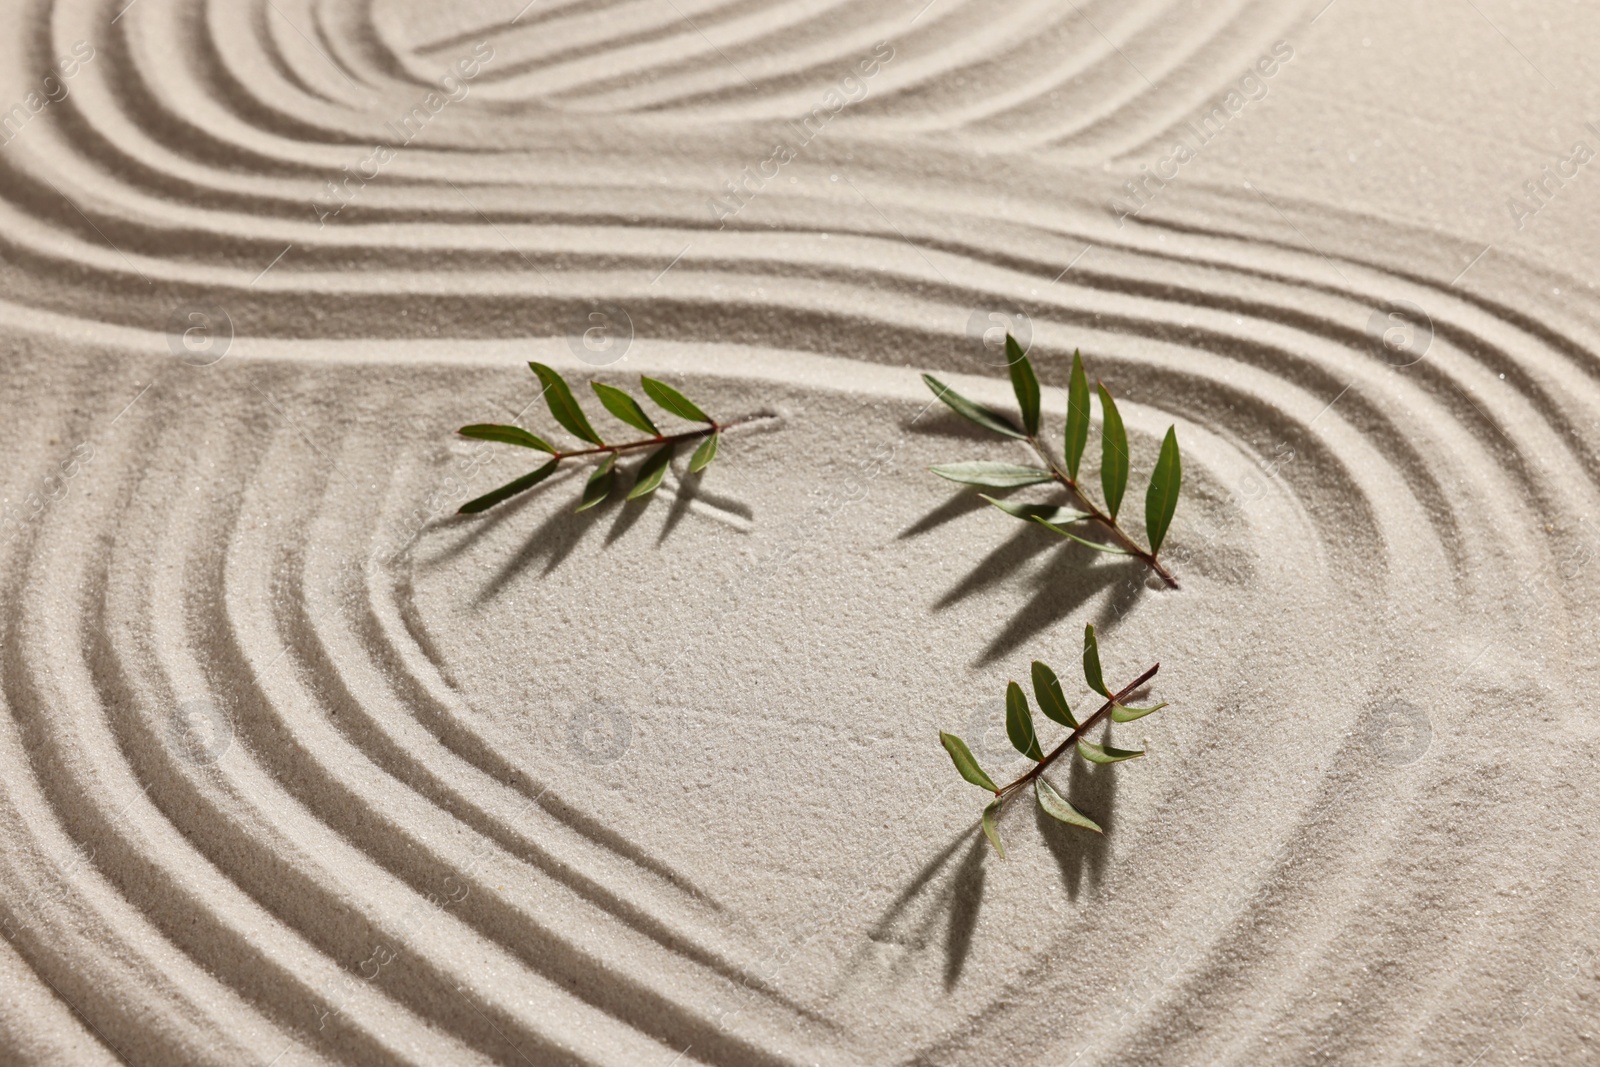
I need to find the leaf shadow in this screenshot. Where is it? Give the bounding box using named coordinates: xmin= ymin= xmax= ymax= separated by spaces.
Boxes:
xmin=898 ymin=491 xmax=995 ymax=540
xmin=1034 ymin=755 xmax=1117 ymax=900
xmin=852 ymin=828 xmax=992 ymax=992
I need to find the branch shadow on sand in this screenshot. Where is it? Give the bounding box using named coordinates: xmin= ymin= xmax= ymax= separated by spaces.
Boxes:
xmin=902 ymin=491 xmax=1156 ymax=664
xmin=854 ymin=760 xmax=1122 ymax=992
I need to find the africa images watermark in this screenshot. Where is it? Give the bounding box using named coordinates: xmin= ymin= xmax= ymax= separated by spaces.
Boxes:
xmin=1109 ymin=40 xmax=1296 ymax=226
xmin=1505 ymin=124 xmax=1600 ymax=231
xmin=312 ymin=42 xmax=496 ymax=227
xmin=705 ymin=41 xmax=896 ymax=228
xmin=0 ymin=41 xmax=96 ymax=148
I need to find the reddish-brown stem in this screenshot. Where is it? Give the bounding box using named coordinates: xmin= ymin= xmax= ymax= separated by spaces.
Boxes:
xmin=539 ymin=413 xmax=768 ymax=461
xmin=1027 ymin=434 xmax=1179 ymax=589
xmin=994 ymin=662 xmax=1160 ymax=799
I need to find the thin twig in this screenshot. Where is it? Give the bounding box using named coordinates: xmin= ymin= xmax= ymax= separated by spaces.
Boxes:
xmin=1026 ymin=432 xmax=1179 ymax=588
xmin=995 ymin=662 xmax=1160 ymax=798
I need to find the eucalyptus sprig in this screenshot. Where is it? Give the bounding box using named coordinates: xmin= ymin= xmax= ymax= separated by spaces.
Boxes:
xmin=922 ymin=336 xmax=1183 ymax=587
xmin=457 ymin=363 xmax=755 ymax=514
xmin=939 ymin=624 xmax=1167 ymax=857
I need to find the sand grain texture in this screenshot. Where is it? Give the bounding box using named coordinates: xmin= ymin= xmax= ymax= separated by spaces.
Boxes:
xmin=1 ymin=0 xmax=1598 ymax=1064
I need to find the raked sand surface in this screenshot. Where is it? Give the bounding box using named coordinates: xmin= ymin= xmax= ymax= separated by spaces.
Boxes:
xmin=2 ymin=0 xmax=1599 ymax=1064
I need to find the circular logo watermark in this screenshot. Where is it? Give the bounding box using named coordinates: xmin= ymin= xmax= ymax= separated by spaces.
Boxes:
xmin=962 ymin=699 xmax=1015 ymax=770
xmin=168 ymin=698 xmax=233 ymax=766
xmin=165 ymin=304 xmax=234 ymax=367
xmin=566 ymin=699 xmax=632 ymax=765
xmin=1365 ymin=300 xmax=1432 ymax=368
xmin=566 ymin=304 xmax=633 ymax=366
xmin=1365 ymin=698 xmax=1432 ymax=766
xmin=965 ymin=308 xmax=1032 ymax=367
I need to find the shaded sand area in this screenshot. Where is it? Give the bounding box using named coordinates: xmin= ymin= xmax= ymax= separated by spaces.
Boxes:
xmin=1 ymin=0 xmax=1598 ymax=1064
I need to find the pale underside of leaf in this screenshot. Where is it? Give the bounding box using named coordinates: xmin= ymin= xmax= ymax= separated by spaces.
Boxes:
xmin=1077 ymin=738 xmax=1144 ymax=764
xmin=1033 ymin=516 xmax=1130 ymax=553
xmin=981 ymin=495 xmax=1090 ymax=526
xmin=930 ymin=461 xmax=1053 ymax=488
xmin=940 ymin=732 xmax=999 ymax=793
xmin=982 ymin=799 xmax=1007 ymax=858
xmin=1035 ymin=777 xmax=1102 ymax=833
xmin=1112 ymin=702 xmax=1168 ymax=723
xmin=922 ymin=374 xmax=1026 ymax=440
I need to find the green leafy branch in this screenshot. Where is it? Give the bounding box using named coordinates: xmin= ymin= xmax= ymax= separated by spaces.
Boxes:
xmin=456 ymin=363 xmax=757 ymax=515
xmin=922 ymin=336 xmax=1183 ymax=588
xmin=939 ymin=624 xmax=1167 ymax=857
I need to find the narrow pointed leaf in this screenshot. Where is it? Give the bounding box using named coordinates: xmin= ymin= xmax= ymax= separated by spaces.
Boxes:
xmin=1006 ymin=336 xmax=1040 ymax=436
xmin=922 ymin=374 xmax=1026 ymax=440
xmin=575 ymin=454 xmax=615 ymax=512
xmin=1144 ymin=426 xmax=1181 ymax=555
xmin=530 ymin=362 xmax=603 ymax=445
xmin=1077 ymin=738 xmax=1144 ymax=764
xmin=980 ymin=495 xmax=1090 ymax=525
xmin=982 ymin=799 xmax=1007 ymax=859
xmin=1032 ymin=661 xmax=1076 ymax=728
xmin=1005 ymin=682 xmax=1043 ymax=761
xmin=458 ymin=458 xmax=559 ymax=514
xmin=1097 ymin=384 xmax=1128 ymax=519
xmin=1065 ymin=350 xmax=1091 ymax=480
xmin=940 ymin=732 xmax=999 ymax=793
xmin=627 ymin=444 xmax=675 ymax=500
xmin=592 ymin=382 xmax=659 ymax=436
xmin=457 ymin=424 xmax=557 ymax=454
xmin=1083 ymin=624 xmax=1108 ymax=696
xmin=1112 ymin=702 xmax=1168 ymax=723
xmin=1035 ymin=778 xmax=1102 ymax=833
xmin=1033 ymin=516 xmax=1131 ymax=553
xmin=688 ymin=432 xmax=719 ymax=473
xmin=640 ymin=376 xmax=712 ymax=423
xmin=930 ymin=462 xmax=1053 ymax=488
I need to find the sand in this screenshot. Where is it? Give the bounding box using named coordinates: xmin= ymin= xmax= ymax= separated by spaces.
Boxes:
xmin=1 ymin=0 xmax=1598 ymax=1064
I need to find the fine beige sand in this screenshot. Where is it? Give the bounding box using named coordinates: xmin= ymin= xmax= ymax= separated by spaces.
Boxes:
xmin=3 ymin=0 xmax=1599 ymax=1064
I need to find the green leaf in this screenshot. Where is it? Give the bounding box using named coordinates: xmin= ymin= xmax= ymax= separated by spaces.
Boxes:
xmin=1031 ymin=661 xmax=1076 ymax=728
xmin=457 ymin=458 xmax=559 ymax=514
xmin=1098 ymin=384 xmax=1129 ymax=519
xmin=1006 ymin=682 xmax=1043 ymax=761
xmin=1035 ymin=777 xmax=1102 ymax=833
xmin=530 ymin=363 xmax=603 ymax=445
xmin=1006 ymin=336 xmax=1040 ymax=436
xmin=1083 ymin=623 xmax=1108 ymax=696
xmin=982 ymin=799 xmax=1007 ymax=858
xmin=575 ymin=454 xmax=615 ymax=512
xmin=1112 ymin=702 xmax=1168 ymax=723
xmin=1144 ymin=426 xmax=1181 ymax=555
xmin=940 ymin=732 xmax=999 ymax=793
xmin=1077 ymin=738 xmax=1144 ymax=764
xmin=627 ymin=444 xmax=674 ymax=500
xmin=930 ymin=462 xmax=1053 ymax=488
xmin=981 ymin=495 xmax=1091 ymax=526
xmin=591 ymin=382 xmax=659 ymax=436
xmin=1065 ymin=350 xmax=1091 ymax=481
xmin=688 ymin=432 xmax=719 ymax=473
xmin=922 ymin=374 xmax=1026 ymax=440
xmin=1033 ymin=516 xmax=1131 ymax=553
xmin=457 ymin=424 xmax=557 ymax=454
xmin=640 ymin=376 xmax=712 ymax=424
